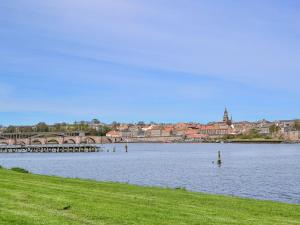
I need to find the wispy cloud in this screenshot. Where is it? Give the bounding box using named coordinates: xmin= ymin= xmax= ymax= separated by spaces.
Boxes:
xmin=0 ymin=0 xmax=299 ymax=124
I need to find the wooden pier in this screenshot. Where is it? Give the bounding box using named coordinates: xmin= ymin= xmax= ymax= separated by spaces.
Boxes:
xmin=0 ymin=144 xmax=99 ymax=153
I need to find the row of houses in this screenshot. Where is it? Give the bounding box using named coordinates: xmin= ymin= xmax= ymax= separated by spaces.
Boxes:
xmin=255 ymin=119 xmax=298 ymax=134
xmin=106 ymin=123 xmax=234 ymax=140
xmin=106 ymin=120 xmax=300 ymax=141
xmin=107 ymin=125 xmax=186 ymax=138
xmin=255 ymin=119 xmax=300 ymax=141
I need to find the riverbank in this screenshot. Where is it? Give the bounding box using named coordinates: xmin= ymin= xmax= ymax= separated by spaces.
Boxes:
xmin=118 ymin=136 xmax=294 ymax=143
xmin=223 ymin=139 xmax=284 ymax=144
xmin=0 ymin=168 xmax=299 ymax=225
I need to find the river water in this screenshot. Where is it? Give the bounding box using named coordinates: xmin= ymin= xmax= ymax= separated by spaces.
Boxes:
xmin=0 ymin=143 xmax=299 ymax=204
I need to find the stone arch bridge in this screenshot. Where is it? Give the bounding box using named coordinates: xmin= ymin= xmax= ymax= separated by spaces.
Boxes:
xmin=0 ymin=132 xmax=115 ymax=146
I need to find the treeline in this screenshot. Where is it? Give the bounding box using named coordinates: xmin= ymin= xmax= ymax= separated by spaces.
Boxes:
xmin=295 ymin=120 xmax=300 ymax=131
xmin=2 ymin=120 xmax=111 ymax=136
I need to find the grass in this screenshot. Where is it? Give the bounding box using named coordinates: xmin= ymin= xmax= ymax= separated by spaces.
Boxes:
xmin=0 ymin=168 xmax=299 ymax=225
xmin=226 ymin=139 xmax=283 ymax=143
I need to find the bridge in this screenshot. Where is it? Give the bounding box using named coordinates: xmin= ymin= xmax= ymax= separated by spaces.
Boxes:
xmin=0 ymin=132 xmax=122 ymax=146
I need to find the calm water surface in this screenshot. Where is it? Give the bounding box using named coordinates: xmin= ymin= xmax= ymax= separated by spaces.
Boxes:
xmin=0 ymin=143 xmax=299 ymax=204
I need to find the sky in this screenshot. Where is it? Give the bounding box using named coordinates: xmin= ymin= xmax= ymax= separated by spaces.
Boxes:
xmin=0 ymin=0 xmax=299 ymax=126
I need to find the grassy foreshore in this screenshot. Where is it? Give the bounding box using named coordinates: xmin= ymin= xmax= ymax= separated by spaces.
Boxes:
xmin=223 ymin=138 xmax=284 ymax=144
xmin=0 ymin=168 xmax=299 ymax=225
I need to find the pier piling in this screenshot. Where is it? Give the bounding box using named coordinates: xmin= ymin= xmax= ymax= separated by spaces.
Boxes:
xmin=217 ymin=151 xmax=222 ymax=166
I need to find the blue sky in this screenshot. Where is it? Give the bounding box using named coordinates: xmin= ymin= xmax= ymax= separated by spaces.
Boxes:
xmin=0 ymin=0 xmax=299 ymax=125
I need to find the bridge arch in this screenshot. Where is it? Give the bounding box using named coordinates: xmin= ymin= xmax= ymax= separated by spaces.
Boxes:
xmin=47 ymin=139 xmax=59 ymax=144
xmin=0 ymin=141 xmax=9 ymax=145
xmin=32 ymin=140 xmax=42 ymax=145
xmin=17 ymin=141 xmax=26 ymax=145
xmin=86 ymin=137 xmax=96 ymax=144
xmin=64 ymin=139 xmax=76 ymax=144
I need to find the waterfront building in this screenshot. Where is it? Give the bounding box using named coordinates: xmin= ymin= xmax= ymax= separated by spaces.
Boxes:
xmin=130 ymin=127 xmax=146 ymax=138
xmin=255 ymin=119 xmax=273 ymax=135
xmin=119 ymin=130 xmax=132 ymax=138
xmin=161 ymin=127 xmax=172 ymax=137
xmin=184 ymin=128 xmax=201 ymax=139
xmin=258 ymin=125 xmax=271 ymax=135
xmin=173 ymin=128 xmax=186 ymax=137
xmin=283 ymin=130 xmax=300 ymax=141
xmin=198 ymin=124 xmax=229 ymax=137
xmin=146 ymin=126 xmax=163 ymax=137
xmin=185 ymin=133 xmax=205 ymax=140
xmin=106 ymin=131 xmax=121 ymax=138
xmin=278 ymin=120 xmax=296 ymax=133
xmin=232 ymin=121 xmax=253 ymax=134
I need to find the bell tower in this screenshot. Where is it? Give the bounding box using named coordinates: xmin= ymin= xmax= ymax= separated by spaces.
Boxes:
xmin=223 ymin=107 xmax=232 ymax=125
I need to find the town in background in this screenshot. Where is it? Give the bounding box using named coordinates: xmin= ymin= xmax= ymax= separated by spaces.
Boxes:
xmin=1 ymin=108 xmax=299 ymax=143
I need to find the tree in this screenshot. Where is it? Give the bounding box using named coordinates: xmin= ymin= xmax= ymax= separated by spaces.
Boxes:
xmin=19 ymin=126 xmax=33 ymax=133
xmin=111 ymin=121 xmax=120 ymax=129
xmin=52 ymin=123 xmax=63 ymax=132
xmin=269 ymin=124 xmax=280 ymax=133
xmin=247 ymin=129 xmax=262 ymax=139
xmin=295 ymin=120 xmax=300 ymax=131
xmin=98 ymin=126 xmax=111 ymax=136
xmin=35 ymin=122 xmax=49 ymax=132
xmin=4 ymin=126 xmax=16 ymax=133
xmin=91 ymin=119 xmax=101 ymax=124
xmin=137 ymin=121 xmax=145 ymax=126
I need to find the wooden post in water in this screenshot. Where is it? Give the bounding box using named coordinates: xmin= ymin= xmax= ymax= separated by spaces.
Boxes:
xmin=217 ymin=151 xmax=222 ymax=166
xmin=125 ymin=143 xmax=128 ymax=153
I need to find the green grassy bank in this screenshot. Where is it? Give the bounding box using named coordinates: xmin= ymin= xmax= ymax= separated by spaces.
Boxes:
xmin=225 ymin=139 xmax=283 ymax=143
xmin=0 ymin=168 xmax=299 ymax=225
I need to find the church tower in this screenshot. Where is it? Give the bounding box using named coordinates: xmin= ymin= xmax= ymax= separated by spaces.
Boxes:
xmin=223 ymin=107 xmax=232 ymax=125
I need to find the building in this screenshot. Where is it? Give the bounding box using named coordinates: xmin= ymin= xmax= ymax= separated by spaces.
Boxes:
xmin=161 ymin=127 xmax=173 ymax=137
xmin=199 ymin=124 xmax=229 ymax=137
xmin=232 ymin=121 xmax=253 ymax=135
xmin=119 ymin=130 xmax=132 ymax=138
xmin=255 ymin=119 xmax=272 ymax=135
xmin=106 ymin=130 xmax=121 ymax=138
xmin=130 ymin=127 xmax=146 ymax=137
xmin=185 ymin=128 xmax=201 ymax=139
xmin=146 ymin=126 xmax=163 ymax=137
xmin=283 ymin=131 xmax=300 ymax=142
xmin=173 ymin=128 xmax=186 ymax=137
xmin=278 ymin=120 xmax=296 ymax=133
xmin=258 ymin=125 xmax=271 ymax=135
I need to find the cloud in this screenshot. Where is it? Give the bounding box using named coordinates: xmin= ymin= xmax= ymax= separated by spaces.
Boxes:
xmin=9 ymin=1 xmax=298 ymax=87
xmin=0 ymin=0 xmax=299 ymax=123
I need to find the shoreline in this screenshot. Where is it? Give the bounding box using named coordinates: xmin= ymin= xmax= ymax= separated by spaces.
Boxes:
xmin=111 ymin=136 xmax=298 ymax=144
xmin=113 ymin=140 xmax=297 ymax=144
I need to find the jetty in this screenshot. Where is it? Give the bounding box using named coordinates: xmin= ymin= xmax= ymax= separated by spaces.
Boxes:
xmin=0 ymin=144 xmax=99 ymax=153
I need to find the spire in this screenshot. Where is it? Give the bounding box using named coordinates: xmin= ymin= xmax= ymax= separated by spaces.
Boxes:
xmin=223 ymin=107 xmax=229 ymax=123
xmin=223 ymin=107 xmax=232 ymax=125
